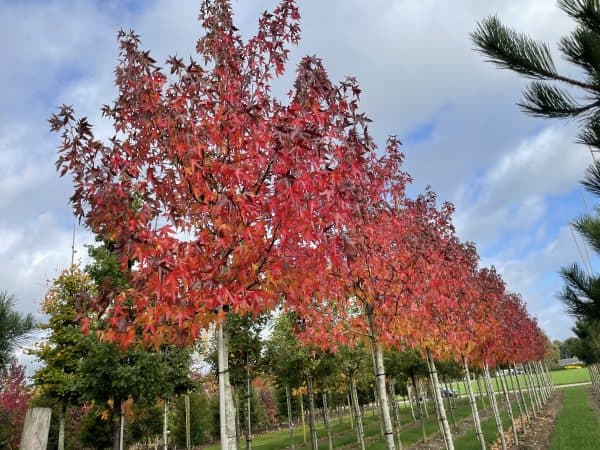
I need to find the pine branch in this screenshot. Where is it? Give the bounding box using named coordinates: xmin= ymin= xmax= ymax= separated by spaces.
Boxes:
xmin=573 ymin=214 xmax=600 ymax=253
xmin=471 ymin=16 xmax=596 ymax=90
xmin=582 ymin=159 xmax=600 ymax=195
xmin=518 ymin=81 xmax=592 ymax=117
xmin=560 ymin=263 xmax=600 ymax=320
xmin=559 ymin=0 xmax=600 ymax=35
xmin=578 ymin=114 xmax=600 ymax=147
xmin=559 ymin=27 xmax=600 ymax=75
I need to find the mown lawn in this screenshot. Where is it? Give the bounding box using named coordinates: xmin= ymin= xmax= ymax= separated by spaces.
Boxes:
xmin=453 ymin=368 xmax=590 ymax=397
xmin=551 ymin=368 xmax=590 ymax=385
xmin=549 ymin=386 xmax=600 ymax=450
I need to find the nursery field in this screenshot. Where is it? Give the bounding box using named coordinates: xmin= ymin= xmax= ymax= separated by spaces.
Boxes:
xmin=201 ymin=396 xmax=530 ymax=450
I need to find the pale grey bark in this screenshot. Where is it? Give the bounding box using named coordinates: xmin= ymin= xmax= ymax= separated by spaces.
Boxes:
xmin=285 ymin=385 xmax=296 ymax=450
xmin=475 ymin=374 xmax=486 ymax=410
xmin=119 ymin=400 xmax=125 ymax=450
xmin=388 ymin=378 xmax=403 ymax=450
xmin=245 ymin=358 xmax=252 ymax=450
xmin=511 ymin=364 xmax=530 ymax=425
xmin=163 ymin=398 xmax=168 ymax=450
xmin=406 ymin=384 xmax=416 ymax=422
xmin=218 ymin=320 xmax=238 ymax=449
xmin=483 ymin=364 xmax=506 ymax=450
xmin=426 ymin=349 xmax=454 ymax=450
xmin=498 ymin=369 xmax=518 ymax=445
xmin=185 ymin=394 xmax=191 ymax=449
xmin=307 ymin=376 xmax=318 ymax=450
xmin=372 ymin=339 xmax=396 ymax=450
xmin=521 ymin=363 xmax=538 ymax=416
xmin=58 ymin=405 xmax=65 ymax=450
xmin=505 ymin=368 xmax=526 ymax=434
xmin=462 ymin=357 xmax=485 ymax=450
xmin=323 ymin=392 xmax=333 ymax=450
xmin=350 ymin=374 xmax=366 ymax=450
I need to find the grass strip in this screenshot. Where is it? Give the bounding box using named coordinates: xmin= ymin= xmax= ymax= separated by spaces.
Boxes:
xmin=548 ymin=386 xmax=600 ymax=450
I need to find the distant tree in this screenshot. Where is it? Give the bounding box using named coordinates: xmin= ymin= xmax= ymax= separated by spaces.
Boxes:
xmin=0 ymin=291 xmax=35 ymax=371
xmin=572 ymin=319 xmax=600 ymax=363
xmin=559 ymin=336 xmax=584 ymax=358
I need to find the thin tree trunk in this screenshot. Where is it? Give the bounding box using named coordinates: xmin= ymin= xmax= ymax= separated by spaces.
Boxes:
xmin=366 ymin=308 xmax=395 ymax=450
xmin=476 ymin=374 xmax=486 ymax=410
xmin=462 ymin=357 xmax=485 ymax=450
xmin=185 ymin=394 xmax=191 ymax=450
xmin=323 ymin=392 xmax=333 ymax=450
xmin=511 ymin=364 xmax=530 ymax=424
xmin=498 ymin=369 xmax=518 ymax=446
xmin=388 ymin=378 xmax=403 ymax=450
xmin=234 ymin=389 xmax=241 ymax=445
xmin=285 ymin=385 xmax=296 ymax=450
xmin=299 ymin=393 xmax=307 ymax=445
xmin=218 ymin=319 xmax=238 ymax=449
xmin=374 ymin=342 xmax=396 ymax=450
xmin=406 ymin=384 xmax=416 ymax=422
xmin=521 ymin=363 xmax=538 ymax=417
xmin=531 ymin=362 xmax=546 ymax=404
xmin=350 ymin=373 xmax=366 ymax=450
xmin=426 ymin=349 xmax=454 ymax=450
xmin=484 ymin=364 xmax=506 ymax=450
xmin=526 ymin=363 xmax=542 ymax=410
xmin=163 ymin=398 xmax=168 ymax=450
xmin=411 ymin=373 xmax=427 ymax=442
xmin=347 ymin=392 xmax=354 ymax=430
xmin=307 ymin=376 xmax=318 ymax=450
xmin=113 ymin=408 xmax=120 ymax=450
xmin=246 ymin=357 xmax=252 ymax=450
xmin=506 ymin=369 xmax=526 ymax=434
xmin=443 ymin=378 xmax=457 ymax=429
xmin=120 ymin=400 xmax=125 ymax=450
xmin=58 ymin=403 xmax=65 ymax=450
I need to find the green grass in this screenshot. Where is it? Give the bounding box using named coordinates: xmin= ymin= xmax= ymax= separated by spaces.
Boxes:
xmin=551 ymin=368 xmax=590 ymax=385
xmin=549 ymin=386 xmax=600 ymax=450
xmin=453 ymin=368 xmax=590 ymax=397
xmin=201 ymin=398 xmax=479 ymax=449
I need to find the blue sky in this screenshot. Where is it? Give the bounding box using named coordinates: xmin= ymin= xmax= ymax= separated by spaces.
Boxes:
xmin=0 ymin=0 xmax=594 ymax=353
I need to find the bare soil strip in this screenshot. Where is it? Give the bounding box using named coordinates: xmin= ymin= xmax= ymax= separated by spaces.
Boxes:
xmin=504 ymin=392 xmax=563 ymax=450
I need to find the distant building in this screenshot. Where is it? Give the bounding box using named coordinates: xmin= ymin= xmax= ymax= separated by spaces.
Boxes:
xmin=557 ymin=357 xmax=584 ymax=367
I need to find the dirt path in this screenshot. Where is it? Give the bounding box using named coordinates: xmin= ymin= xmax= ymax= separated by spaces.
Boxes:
xmin=586 ymin=385 xmax=600 ymax=414
xmin=503 ymin=391 xmax=564 ymax=450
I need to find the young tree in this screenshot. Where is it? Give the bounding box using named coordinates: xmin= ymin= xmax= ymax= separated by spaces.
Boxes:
xmin=52 ymin=2 xmax=379 ymax=447
xmin=31 ymin=266 xmax=96 ymax=450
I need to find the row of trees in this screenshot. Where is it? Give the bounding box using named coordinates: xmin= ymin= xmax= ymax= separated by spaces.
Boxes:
xmin=48 ymin=1 xmax=555 ymax=449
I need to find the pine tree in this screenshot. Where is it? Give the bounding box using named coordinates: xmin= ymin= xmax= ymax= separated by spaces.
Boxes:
xmin=472 ymin=1 xmax=600 ymax=352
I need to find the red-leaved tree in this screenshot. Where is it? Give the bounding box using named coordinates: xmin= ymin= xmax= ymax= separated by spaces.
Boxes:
xmin=52 ymin=1 xmax=380 ymax=447
xmin=0 ymin=362 xmax=31 ymax=449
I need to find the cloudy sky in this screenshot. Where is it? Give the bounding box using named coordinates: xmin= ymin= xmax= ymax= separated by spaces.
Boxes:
xmin=0 ymin=0 xmax=594 ymax=348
